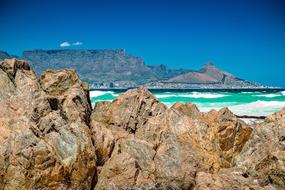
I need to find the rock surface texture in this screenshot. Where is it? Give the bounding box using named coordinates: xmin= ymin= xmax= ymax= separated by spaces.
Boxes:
xmin=0 ymin=58 xmax=96 ymax=189
xmin=0 ymin=58 xmax=284 ymax=190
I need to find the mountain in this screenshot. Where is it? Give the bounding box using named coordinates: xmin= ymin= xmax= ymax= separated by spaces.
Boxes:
xmin=166 ymin=62 xmax=234 ymax=83
xmin=0 ymin=51 xmax=12 ymax=60
xmin=147 ymin=62 xmax=264 ymax=88
xmin=147 ymin=64 xmax=191 ymax=79
xmin=22 ymin=49 xmax=159 ymax=87
xmin=0 ymin=49 xmax=267 ymax=88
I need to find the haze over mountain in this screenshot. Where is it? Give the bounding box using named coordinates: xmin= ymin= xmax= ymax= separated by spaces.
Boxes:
xmin=1 ymin=49 xmax=266 ymax=89
xmin=0 ymin=51 xmax=12 ymax=60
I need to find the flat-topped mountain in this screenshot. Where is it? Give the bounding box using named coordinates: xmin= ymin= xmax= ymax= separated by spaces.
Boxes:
xmin=22 ymin=49 xmax=159 ymax=87
xmin=0 ymin=49 xmax=267 ymax=88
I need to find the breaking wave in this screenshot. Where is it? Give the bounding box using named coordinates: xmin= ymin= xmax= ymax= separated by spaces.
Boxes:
xmin=89 ymin=90 xmax=116 ymax=98
xmin=155 ymin=92 xmax=228 ymax=99
xmin=227 ymin=100 xmax=285 ymax=116
xmin=254 ymin=94 xmax=281 ymax=98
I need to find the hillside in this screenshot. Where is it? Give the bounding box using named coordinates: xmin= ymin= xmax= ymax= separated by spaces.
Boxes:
xmin=153 ymin=62 xmax=264 ymax=88
xmin=147 ymin=64 xmax=191 ymax=79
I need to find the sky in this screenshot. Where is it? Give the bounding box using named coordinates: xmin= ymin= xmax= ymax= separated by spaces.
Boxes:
xmin=0 ymin=0 xmax=285 ymax=87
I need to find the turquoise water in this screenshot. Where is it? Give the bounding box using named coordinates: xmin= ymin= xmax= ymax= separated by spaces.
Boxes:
xmin=90 ymin=89 xmax=285 ymax=116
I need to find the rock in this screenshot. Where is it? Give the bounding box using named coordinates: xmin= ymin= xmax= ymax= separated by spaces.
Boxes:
xmin=195 ymin=170 xmax=274 ymax=190
xmin=91 ymin=87 xmax=167 ymax=167
xmin=233 ymin=108 xmax=285 ymax=189
xmin=0 ymin=59 xmax=96 ymax=189
xmin=200 ymin=108 xmax=253 ymax=166
xmin=91 ymin=87 xmax=253 ymax=189
xmin=1 ymin=58 xmax=284 ymax=189
xmin=171 ymin=102 xmax=199 ymax=118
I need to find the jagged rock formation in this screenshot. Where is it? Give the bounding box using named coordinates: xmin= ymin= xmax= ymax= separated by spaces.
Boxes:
xmin=233 ymin=108 xmax=285 ymax=189
xmin=0 ymin=58 xmax=96 ymax=189
xmin=0 ymin=58 xmax=283 ymax=189
xmin=90 ymin=88 xmax=257 ymax=189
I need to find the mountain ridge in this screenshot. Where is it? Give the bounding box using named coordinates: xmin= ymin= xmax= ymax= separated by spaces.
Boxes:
xmin=0 ymin=49 xmax=268 ymax=89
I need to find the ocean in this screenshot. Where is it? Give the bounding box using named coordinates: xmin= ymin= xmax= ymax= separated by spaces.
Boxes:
xmin=90 ymin=89 xmax=285 ymax=116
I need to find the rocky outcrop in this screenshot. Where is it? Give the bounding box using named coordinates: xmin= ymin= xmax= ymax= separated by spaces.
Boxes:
xmin=90 ymin=87 xmax=255 ymax=189
xmin=233 ymin=108 xmax=285 ymax=189
xmin=0 ymin=58 xmax=96 ymax=189
xmin=0 ymin=58 xmax=283 ymax=189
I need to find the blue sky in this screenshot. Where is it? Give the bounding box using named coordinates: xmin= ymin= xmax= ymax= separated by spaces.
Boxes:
xmin=1 ymin=0 xmax=285 ymax=87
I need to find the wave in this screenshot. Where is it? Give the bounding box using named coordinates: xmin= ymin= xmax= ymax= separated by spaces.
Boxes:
xmin=155 ymin=92 xmax=228 ymax=99
xmin=197 ymin=100 xmax=285 ymax=116
xmin=155 ymin=94 xmax=175 ymax=98
xmin=89 ymin=90 xmax=116 ymax=98
xmin=281 ymin=91 xmax=285 ymax=96
xmin=227 ymin=100 xmax=285 ymax=116
xmin=241 ymin=91 xmax=259 ymax=94
xmin=187 ymin=92 xmax=228 ymax=98
xmin=254 ymin=94 xmax=281 ymax=98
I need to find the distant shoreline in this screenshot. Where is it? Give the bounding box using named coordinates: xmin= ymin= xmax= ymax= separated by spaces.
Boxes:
xmin=90 ymin=87 xmax=284 ymax=92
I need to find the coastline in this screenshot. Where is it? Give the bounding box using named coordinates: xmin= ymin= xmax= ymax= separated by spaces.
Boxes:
xmin=90 ymin=87 xmax=284 ymax=92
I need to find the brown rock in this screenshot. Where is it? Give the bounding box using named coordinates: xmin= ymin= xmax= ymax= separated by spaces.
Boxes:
xmin=2 ymin=58 xmax=284 ymax=189
xmin=195 ymin=170 xmax=274 ymax=190
xmin=200 ymin=108 xmax=253 ymax=166
xmin=91 ymin=88 xmax=253 ymax=189
xmin=0 ymin=59 xmax=96 ymax=189
xmin=171 ymin=102 xmax=199 ymax=118
xmin=233 ymin=108 xmax=285 ymax=189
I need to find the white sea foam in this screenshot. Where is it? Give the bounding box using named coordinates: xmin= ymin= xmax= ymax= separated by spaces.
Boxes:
xmin=187 ymin=92 xmax=228 ymax=98
xmin=281 ymin=91 xmax=285 ymax=96
xmin=155 ymin=92 xmax=228 ymax=99
xmin=228 ymin=100 xmax=285 ymax=116
xmin=155 ymin=94 xmax=175 ymax=98
xmin=89 ymin=90 xmax=115 ymax=98
xmin=198 ymin=100 xmax=285 ymax=116
xmin=241 ymin=91 xmax=255 ymax=94
xmin=254 ymin=94 xmax=280 ymax=98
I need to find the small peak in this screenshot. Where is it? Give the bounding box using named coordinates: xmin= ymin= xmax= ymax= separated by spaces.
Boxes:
xmin=204 ymin=61 xmax=215 ymax=68
xmin=200 ymin=61 xmax=217 ymax=72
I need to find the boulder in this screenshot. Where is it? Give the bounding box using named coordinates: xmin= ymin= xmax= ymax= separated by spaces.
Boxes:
xmin=233 ymin=108 xmax=285 ymax=189
xmin=91 ymin=87 xmax=253 ymax=189
xmin=0 ymin=59 xmax=96 ymax=189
